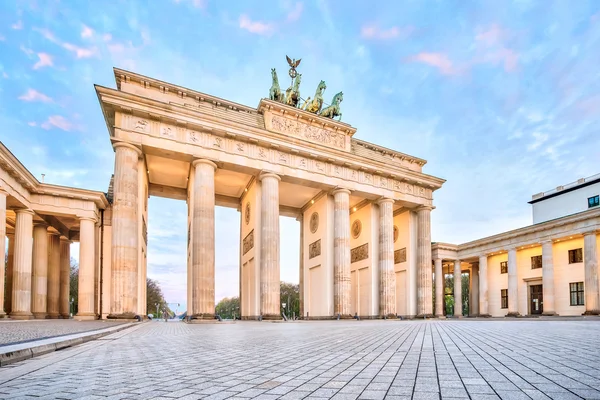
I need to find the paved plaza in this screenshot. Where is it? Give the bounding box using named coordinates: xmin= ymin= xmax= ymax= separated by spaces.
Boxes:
xmin=1 ymin=320 xmax=600 ymax=399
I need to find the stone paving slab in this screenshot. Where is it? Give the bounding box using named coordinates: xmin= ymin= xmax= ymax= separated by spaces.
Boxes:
xmin=0 ymin=320 xmax=129 ymax=346
xmin=0 ymin=320 xmax=600 ymax=399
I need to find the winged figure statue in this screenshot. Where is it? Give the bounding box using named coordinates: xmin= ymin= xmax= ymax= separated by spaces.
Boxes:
xmin=286 ymin=55 xmax=301 ymax=79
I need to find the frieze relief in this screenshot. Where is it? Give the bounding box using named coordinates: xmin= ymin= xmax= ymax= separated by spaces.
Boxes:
xmin=243 ymin=229 xmax=254 ymax=256
xmin=308 ymin=239 xmax=321 ymax=259
xmin=267 ymin=114 xmax=346 ymax=150
xmin=394 ymin=247 xmax=407 ymax=264
xmin=351 ymin=243 xmax=369 ymax=263
xmin=122 ymin=117 xmax=433 ymax=200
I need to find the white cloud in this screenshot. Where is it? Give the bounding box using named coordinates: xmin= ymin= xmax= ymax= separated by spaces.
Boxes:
xmin=20 ymin=45 xmax=34 ymax=56
xmin=81 ymin=25 xmax=94 ymax=38
xmin=28 ymin=121 xmax=37 ymax=126
xmin=41 ymin=115 xmax=75 ymax=131
xmin=361 ymin=24 xmax=413 ymax=40
xmin=103 ymin=33 xmax=112 ymax=42
xmin=527 ymin=132 xmax=549 ymax=151
xmin=18 ymin=89 xmax=53 ymax=103
xmin=62 ymin=42 xmax=98 ymax=58
xmin=286 ymin=2 xmax=303 ymax=22
xmin=239 ymin=14 xmax=274 ymax=36
xmin=11 ymin=20 xmax=23 ymax=30
xmin=33 ymin=53 xmax=53 ymax=69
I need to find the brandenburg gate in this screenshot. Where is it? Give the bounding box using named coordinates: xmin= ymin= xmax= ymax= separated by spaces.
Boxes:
xmin=0 ymin=63 xmax=445 ymax=320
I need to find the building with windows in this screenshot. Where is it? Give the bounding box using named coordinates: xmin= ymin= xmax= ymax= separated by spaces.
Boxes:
xmin=432 ymin=174 xmax=600 ymax=317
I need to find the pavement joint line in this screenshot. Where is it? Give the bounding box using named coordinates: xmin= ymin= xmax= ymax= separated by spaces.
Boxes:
xmin=0 ymin=321 xmax=141 ymax=367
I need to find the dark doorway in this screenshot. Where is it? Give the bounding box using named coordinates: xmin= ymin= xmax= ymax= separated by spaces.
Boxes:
xmin=530 ymin=284 xmax=543 ymax=315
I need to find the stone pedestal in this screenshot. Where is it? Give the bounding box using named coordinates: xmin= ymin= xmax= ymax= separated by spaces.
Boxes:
xmin=416 ymin=206 xmax=433 ymax=317
xmin=478 ymin=255 xmax=490 ymax=317
xmin=333 ymin=188 xmax=351 ymax=318
xmin=506 ymin=248 xmax=520 ymax=317
xmin=76 ymin=217 xmax=97 ymax=320
xmin=31 ymin=223 xmax=49 ymax=319
xmin=434 ymin=258 xmax=443 ymax=317
xmin=0 ymin=190 xmax=7 ymax=318
xmin=377 ymin=198 xmax=395 ymax=318
xmin=260 ymin=172 xmax=281 ymax=320
xmin=59 ymin=238 xmax=71 ymax=318
xmin=453 ymin=260 xmax=462 ymax=317
xmin=541 ymin=240 xmax=557 ymax=316
xmin=190 ymin=159 xmax=216 ymax=319
xmin=583 ymin=232 xmax=599 ymax=315
xmin=108 ymin=142 xmax=141 ymax=319
xmin=46 ymin=233 xmax=61 ymax=319
xmin=10 ymin=209 xmax=34 ymax=320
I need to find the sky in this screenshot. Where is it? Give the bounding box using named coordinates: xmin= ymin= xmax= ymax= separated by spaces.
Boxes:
xmin=1 ymin=0 xmax=600 ymax=309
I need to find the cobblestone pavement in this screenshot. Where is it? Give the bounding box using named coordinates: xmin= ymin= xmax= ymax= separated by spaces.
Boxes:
xmin=0 ymin=320 xmax=128 ymax=346
xmin=1 ymin=320 xmax=600 ymax=399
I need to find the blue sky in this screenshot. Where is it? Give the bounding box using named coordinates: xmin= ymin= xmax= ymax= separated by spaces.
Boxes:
xmin=1 ymin=1 xmax=599 ymax=308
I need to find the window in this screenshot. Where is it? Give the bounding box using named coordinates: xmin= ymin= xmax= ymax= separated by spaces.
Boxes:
xmin=570 ymin=282 xmax=584 ymax=306
xmin=500 ymin=261 xmax=508 ymax=274
xmin=501 ymin=289 xmax=508 ymax=309
xmin=531 ymin=255 xmax=542 ymax=269
xmin=589 ymin=195 xmax=599 ymax=208
xmin=568 ymin=248 xmax=583 ymax=264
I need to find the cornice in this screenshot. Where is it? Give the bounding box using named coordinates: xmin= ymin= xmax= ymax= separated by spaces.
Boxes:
xmin=96 ymin=85 xmax=445 ymax=191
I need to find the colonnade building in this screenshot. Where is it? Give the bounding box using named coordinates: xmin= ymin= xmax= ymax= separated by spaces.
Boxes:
xmin=433 ymin=174 xmax=600 ymax=317
xmin=0 ymin=68 xmax=445 ymax=320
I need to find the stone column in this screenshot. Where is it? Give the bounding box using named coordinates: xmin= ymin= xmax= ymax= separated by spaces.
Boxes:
xmin=10 ymin=209 xmax=34 ymax=320
xmin=333 ymin=188 xmax=351 ymax=318
xmin=416 ymin=206 xmax=433 ymax=317
xmin=583 ymin=232 xmax=599 ymax=315
xmin=478 ymin=255 xmax=490 ymax=317
xmin=260 ymin=172 xmax=281 ymax=319
xmin=76 ymin=217 xmax=96 ymax=320
xmin=298 ymin=214 xmax=304 ymax=319
xmin=541 ymin=240 xmax=556 ymax=316
xmin=507 ymin=247 xmax=520 ymax=317
xmin=59 ymin=237 xmax=71 ymax=318
xmin=47 ymin=233 xmax=61 ymax=318
xmin=109 ymin=142 xmax=141 ymax=319
xmin=377 ymin=198 xmax=395 ymax=318
xmin=434 ymin=258 xmax=443 ymax=317
xmin=471 ymin=264 xmax=479 ymax=316
xmin=31 ymin=223 xmax=49 ymax=319
xmin=190 ymin=159 xmax=216 ymax=319
xmin=0 ymin=189 xmax=6 ymax=318
xmin=4 ymin=233 xmax=14 ymax=315
xmin=453 ymin=260 xmax=462 ymax=317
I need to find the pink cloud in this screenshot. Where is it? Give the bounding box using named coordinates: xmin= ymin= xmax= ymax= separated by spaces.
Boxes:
xmin=18 ymin=89 xmax=53 ymax=103
xmin=103 ymin=33 xmax=112 ymax=42
xmin=239 ymin=14 xmax=274 ymax=35
xmin=81 ymin=25 xmax=94 ymax=38
xmin=408 ymin=52 xmax=456 ymax=75
xmin=475 ymin=24 xmax=505 ymax=47
xmin=41 ymin=115 xmax=74 ymax=132
xmin=28 ymin=122 xmax=37 ymax=127
xmin=62 ymin=42 xmax=97 ymax=58
xmin=473 ymin=47 xmax=519 ymax=72
xmin=361 ymin=25 xmax=413 ymax=40
xmin=286 ymin=3 xmax=303 ymax=22
xmin=11 ymin=20 xmax=23 ymax=30
xmin=33 ymin=53 xmax=53 ymax=69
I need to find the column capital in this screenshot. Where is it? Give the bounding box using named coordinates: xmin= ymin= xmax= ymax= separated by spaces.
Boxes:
xmin=540 ymin=239 xmax=553 ymax=244
xmin=454 ymin=259 xmax=462 ymax=265
xmin=15 ymin=208 xmax=34 ymax=216
xmin=33 ymin=222 xmax=49 ymax=229
xmin=78 ymin=216 xmax=97 ymax=223
xmin=191 ymin=159 xmax=217 ymax=170
xmin=416 ymin=205 xmax=434 ymax=212
xmin=507 ymin=246 xmax=517 ymax=252
xmin=59 ymin=236 xmax=72 ymax=244
xmin=375 ymin=197 xmax=394 ymax=206
xmin=331 ymin=187 xmax=351 ymax=196
xmin=0 ymin=187 xmax=8 ymax=196
xmin=113 ymin=141 xmax=142 ymax=157
xmin=583 ymin=230 xmax=598 ymax=237
xmin=259 ymin=171 xmax=281 ymax=182
xmin=47 ymin=230 xmax=61 ymax=236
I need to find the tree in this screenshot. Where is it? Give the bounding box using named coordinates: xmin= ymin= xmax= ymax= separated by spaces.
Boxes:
xmin=146 ymin=278 xmax=169 ymax=318
xmin=215 ymin=296 xmax=240 ymax=319
xmin=69 ymin=258 xmax=79 ymax=315
xmin=280 ymin=282 xmax=299 ymax=319
xmin=443 ymin=273 xmax=470 ymax=316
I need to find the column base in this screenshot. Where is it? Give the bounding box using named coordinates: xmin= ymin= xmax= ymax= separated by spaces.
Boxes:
xmin=453 ymin=314 xmax=463 ymax=318
xmin=542 ymin=311 xmax=557 ymax=316
xmin=261 ymin=314 xmax=282 ymax=321
xmin=506 ymin=312 xmax=521 ymax=317
xmin=60 ymin=314 xmax=70 ymax=319
xmin=477 ymin=314 xmax=492 ymax=318
xmin=47 ymin=313 xmax=60 ymax=319
xmin=0 ymin=311 xmax=7 ymax=319
xmin=190 ymin=313 xmax=216 ymax=321
xmin=9 ymin=311 xmax=34 ymax=320
xmin=33 ymin=313 xmax=48 ymax=319
xmin=107 ymin=312 xmax=138 ymax=320
xmin=74 ymin=313 xmax=97 ymax=321
xmin=415 ymin=314 xmax=435 ymax=319
xmin=582 ymin=310 xmax=600 ymax=316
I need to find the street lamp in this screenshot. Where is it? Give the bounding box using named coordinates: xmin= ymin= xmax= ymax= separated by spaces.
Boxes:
xmin=155 ymin=303 xmax=159 ymax=321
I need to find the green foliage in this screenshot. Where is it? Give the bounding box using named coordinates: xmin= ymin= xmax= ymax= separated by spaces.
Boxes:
xmin=215 ymin=296 xmax=240 ymax=319
xmin=280 ymin=281 xmax=300 ymax=319
xmin=146 ymin=278 xmax=170 ymax=318
xmin=69 ymin=257 xmax=78 ymax=315
xmin=443 ymin=273 xmax=470 ymax=316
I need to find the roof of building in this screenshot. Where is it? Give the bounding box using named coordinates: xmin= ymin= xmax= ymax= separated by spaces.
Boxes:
xmin=529 ymin=173 xmax=600 ymax=204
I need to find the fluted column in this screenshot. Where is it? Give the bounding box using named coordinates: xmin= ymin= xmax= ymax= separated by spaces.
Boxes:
xmin=583 ymin=232 xmax=599 ymax=315
xmin=478 ymin=255 xmax=490 ymax=317
xmin=298 ymin=214 xmax=304 ymax=318
xmin=260 ymin=172 xmax=281 ymax=319
xmin=377 ymin=198 xmax=395 ymax=318
xmin=434 ymin=258 xmax=443 ymax=317
xmin=416 ymin=206 xmax=433 ymax=317
xmin=191 ymin=159 xmax=216 ymax=319
xmin=76 ymin=217 xmax=96 ymax=320
xmin=541 ymin=240 xmax=556 ymax=316
xmin=471 ymin=264 xmax=479 ymax=316
xmin=507 ymin=247 xmax=520 ymax=317
xmin=31 ymin=223 xmax=49 ymax=319
xmin=10 ymin=209 xmax=34 ymax=319
xmin=109 ymin=142 xmax=141 ymax=318
xmin=46 ymin=233 xmax=61 ymax=318
xmin=453 ymin=260 xmax=462 ymax=317
xmin=0 ymin=189 xmax=6 ymax=318
xmin=333 ymin=188 xmax=351 ymax=317
xmin=59 ymin=237 xmax=71 ymax=318
xmin=4 ymin=233 xmax=14 ymax=315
